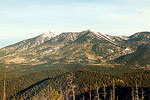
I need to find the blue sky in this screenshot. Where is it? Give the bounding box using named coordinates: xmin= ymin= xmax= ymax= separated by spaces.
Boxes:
xmin=0 ymin=0 xmax=150 ymax=48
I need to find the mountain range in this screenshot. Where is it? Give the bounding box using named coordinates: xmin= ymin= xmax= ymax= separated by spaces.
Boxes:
xmin=0 ymin=30 xmax=150 ymax=69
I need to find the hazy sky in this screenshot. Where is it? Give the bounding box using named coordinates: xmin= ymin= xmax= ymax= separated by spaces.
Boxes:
xmin=0 ymin=0 xmax=150 ymax=48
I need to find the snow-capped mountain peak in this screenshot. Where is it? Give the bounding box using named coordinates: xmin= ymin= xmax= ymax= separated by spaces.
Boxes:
xmin=41 ymin=30 xmax=57 ymax=39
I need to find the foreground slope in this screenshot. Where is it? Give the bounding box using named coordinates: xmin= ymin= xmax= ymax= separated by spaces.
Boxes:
xmin=0 ymin=69 xmax=149 ymax=100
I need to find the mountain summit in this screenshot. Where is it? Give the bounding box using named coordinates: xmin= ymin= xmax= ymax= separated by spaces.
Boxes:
xmin=0 ymin=30 xmax=149 ymax=67
xmin=40 ymin=30 xmax=56 ymax=40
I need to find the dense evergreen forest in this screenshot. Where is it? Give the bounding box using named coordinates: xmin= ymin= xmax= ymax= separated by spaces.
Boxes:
xmin=0 ymin=65 xmax=149 ymax=100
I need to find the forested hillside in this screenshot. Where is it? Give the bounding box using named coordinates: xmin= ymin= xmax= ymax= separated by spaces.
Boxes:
xmin=0 ymin=69 xmax=149 ymax=100
xmin=115 ymin=44 xmax=150 ymax=68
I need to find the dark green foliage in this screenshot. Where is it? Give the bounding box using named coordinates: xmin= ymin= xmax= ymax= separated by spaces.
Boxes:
xmin=129 ymin=32 xmax=150 ymax=42
xmin=0 ymin=69 xmax=149 ymax=100
xmin=115 ymin=44 xmax=150 ymax=67
xmin=0 ymin=69 xmax=67 ymax=99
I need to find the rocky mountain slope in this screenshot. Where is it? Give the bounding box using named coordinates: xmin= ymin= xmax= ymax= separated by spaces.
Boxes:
xmin=115 ymin=44 xmax=150 ymax=68
xmin=125 ymin=31 xmax=150 ymax=49
xmin=129 ymin=31 xmax=150 ymax=42
xmin=0 ymin=30 xmax=149 ymax=66
xmin=0 ymin=30 xmax=56 ymax=64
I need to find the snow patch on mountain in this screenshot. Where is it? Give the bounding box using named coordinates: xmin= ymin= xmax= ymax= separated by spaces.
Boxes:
xmin=122 ymin=47 xmax=133 ymax=55
xmin=95 ymin=32 xmax=117 ymax=45
xmin=118 ymin=35 xmax=129 ymax=40
xmin=41 ymin=30 xmax=57 ymax=39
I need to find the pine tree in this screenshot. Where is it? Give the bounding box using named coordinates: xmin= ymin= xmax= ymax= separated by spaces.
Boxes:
xmin=82 ymin=95 xmax=85 ymax=100
xmin=59 ymin=86 xmax=65 ymax=100
xmin=72 ymin=85 xmax=76 ymax=100
xmin=94 ymin=86 xmax=100 ymax=100
xmin=67 ymin=72 xmax=76 ymax=100
xmin=141 ymin=88 xmax=144 ymax=100
xmin=65 ymin=88 xmax=69 ymax=100
xmin=103 ymin=84 xmax=106 ymax=100
xmin=3 ymin=66 xmax=8 ymax=100
xmin=110 ymin=90 xmax=113 ymax=100
xmin=3 ymin=79 xmax=6 ymax=100
xmin=112 ymin=79 xmax=115 ymax=100
xmin=20 ymin=96 xmax=24 ymax=100
xmin=135 ymin=83 xmax=139 ymax=100
xmin=90 ymin=85 xmax=92 ymax=100
xmin=116 ymin=96 xmax=119 ymax=100
xmin=49 ymin=89 xmax=62 ymax=100
xmin=12 ymin=96 xmax=16 ymax=100
xmin=132 ymin=87 xmax=135 ymax=100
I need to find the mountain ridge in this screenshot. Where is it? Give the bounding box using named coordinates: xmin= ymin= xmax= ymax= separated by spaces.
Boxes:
xmin=115 ymin=44 xmax=150 ymax=68
xmin=0 ymin=30 xmax=149 ymax=67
